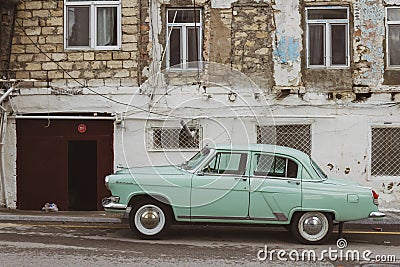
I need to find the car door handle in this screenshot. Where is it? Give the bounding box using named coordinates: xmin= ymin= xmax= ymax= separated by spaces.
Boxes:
xmin=287 ymin=180 xmax=300 ymax=185
xmin=234 ymin=177 xmax=248 ymax=181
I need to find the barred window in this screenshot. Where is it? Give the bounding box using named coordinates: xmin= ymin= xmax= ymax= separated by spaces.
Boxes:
xmin=257 ymin=125 xmax=312 ymax=155
xmin=147 ymin=127 xmax=201 ymax=150
xmin=371 ymin=127 xmax=400 ymax=176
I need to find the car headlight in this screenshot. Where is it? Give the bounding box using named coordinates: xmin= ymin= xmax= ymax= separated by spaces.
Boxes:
xmin=110 ymin=196 xmax=120 ymax=203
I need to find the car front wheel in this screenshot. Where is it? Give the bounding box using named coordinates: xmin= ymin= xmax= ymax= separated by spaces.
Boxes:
xmin=291 ymin=211 xmax=333 ymax=244
xmin=129 ymin=200 xmax=170 ymax=239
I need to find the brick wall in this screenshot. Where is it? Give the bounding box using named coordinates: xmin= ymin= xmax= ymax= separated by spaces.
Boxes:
xmin=0 ymin=0 xmax=18 ymax=79
xmin=10 ymin=0 xmax=139 ymax=88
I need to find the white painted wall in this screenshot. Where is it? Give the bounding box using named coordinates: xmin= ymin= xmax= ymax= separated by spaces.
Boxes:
xmin=4 ymin=88 xmax=400 ymax=210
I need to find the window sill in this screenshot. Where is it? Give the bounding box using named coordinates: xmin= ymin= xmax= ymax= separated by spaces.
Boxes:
xmin=64 ymin=47 xmax=122 ymax=51
xmin=306 ymin=66 xmax=350 ymax=69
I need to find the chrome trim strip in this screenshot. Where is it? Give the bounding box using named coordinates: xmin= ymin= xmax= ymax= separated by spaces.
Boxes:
xmin=369 ymin=211 xmax=385 ymax=218
xmin=273 ymin=212 xmax=288 ymax=221
xmin=250 ymin=175 xmax=300 ymax=181
xmin=102 ymin=197 xmax=127 ymax=210
xmin=179 ymin=215 xmax=249 ymax=220
xmin=248 ymin=217 xmax=278 ymax=221
xmin=178 ymin=212 xmax=288 ymax=222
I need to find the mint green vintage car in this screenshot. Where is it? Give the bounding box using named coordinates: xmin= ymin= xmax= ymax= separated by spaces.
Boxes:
xmin=102 ymin=144 xmax=384 ymax=244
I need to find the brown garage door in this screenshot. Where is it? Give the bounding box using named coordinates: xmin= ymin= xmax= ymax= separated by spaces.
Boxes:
xmin=17 ymin=119 xmax=113 ymax=211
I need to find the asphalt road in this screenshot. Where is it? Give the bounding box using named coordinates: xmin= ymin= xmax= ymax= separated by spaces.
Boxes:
xmin=0 ymin=222 xmax=399 ymax=267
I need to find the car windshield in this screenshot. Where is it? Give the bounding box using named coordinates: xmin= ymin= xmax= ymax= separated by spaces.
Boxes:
xmin=180 ymin=147 xmax=211 ymax=171
xmin=311 ymin=159 xmax=328 ymax=179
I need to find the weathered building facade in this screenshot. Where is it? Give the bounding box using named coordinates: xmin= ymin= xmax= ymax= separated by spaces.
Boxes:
xmin=0 ymin=0 xmax=400 ymax=210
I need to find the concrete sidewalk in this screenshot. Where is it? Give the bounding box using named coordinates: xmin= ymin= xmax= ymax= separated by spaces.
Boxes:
xmin=0 ymin=208 xmax=399 ymax=232
xmin=0 ymin=208 xmax=124 ymax=224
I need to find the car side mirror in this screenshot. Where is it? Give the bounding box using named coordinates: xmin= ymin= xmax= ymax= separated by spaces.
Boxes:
xmin=197 ymin=171 xmax=204 ymax=176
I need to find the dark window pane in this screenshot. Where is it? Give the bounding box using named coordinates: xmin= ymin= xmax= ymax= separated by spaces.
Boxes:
xmin=67 ymin=7 xmax=90 ymax=47
xmin=179 ymin=127 xmax=199 ymax=149
xmin=287 ymin=160 xmax=298 ymax=178
xmin=388 ymin=8 xmax=400 ymax=21
xmin=168 ymin=27 xmax=181 ymax=68
xmin=309 ymin=24 xmax=325 ymax=65
xmin=331 ymin=24 xmax=346 ymax=65
xmin=97 ymin=7 xmax=117 ymax=46
xmin=389 ymin=25 xmax=400 ymax=66
xmin=308 ymin=8 xmax=347 ymax=20
xmin=168 ymin=9 xmax=200 ymax=23
xmin=203 ymin=153 xmax=246 ymax=175
xmin=187 ymin=27 xmax=200 ymax=68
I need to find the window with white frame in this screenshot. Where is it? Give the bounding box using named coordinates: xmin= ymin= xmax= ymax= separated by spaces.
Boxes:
xmin=64 ymin=0 xmax=121 ymax=50
xmin=386 ymin=7 xmax=400 ymax=68
xmin=166 ymin=9 xmax=202 ymax=69
xmin=306 ymin=7 xmax=349 ymax=68
xmin=371 ymin=127 xmax=400 ymax=176
xmin=147 ymin=126 xmax=201 ymax=150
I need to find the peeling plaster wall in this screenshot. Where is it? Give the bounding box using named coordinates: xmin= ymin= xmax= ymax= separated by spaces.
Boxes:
xmin=272 ymin=0 xmax=302 ymax=87
xmin=231 ymin=1 xmax=275 ymax=89
xmin=353 ymin=0 xmax=385 ymax=90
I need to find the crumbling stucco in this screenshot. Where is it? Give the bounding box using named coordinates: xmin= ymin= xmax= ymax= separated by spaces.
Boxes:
xmin=231 ymin=2 xmax=274 ymax=90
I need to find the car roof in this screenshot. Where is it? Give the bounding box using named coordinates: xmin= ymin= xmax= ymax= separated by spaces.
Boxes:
xmin=207 ymin=143 xmax=311 ymax=163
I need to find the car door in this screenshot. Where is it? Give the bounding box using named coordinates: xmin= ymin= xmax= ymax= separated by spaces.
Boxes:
xmin=249 ymin=153 xmax=301 ymax=222
xmin=190 ymin=151 xmax=250 ymax=220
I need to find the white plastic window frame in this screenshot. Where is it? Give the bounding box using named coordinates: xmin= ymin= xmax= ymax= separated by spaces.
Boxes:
xmin=305 ymin=6 xmax=350 ymax=68
xmin=64 ymin=0 xmax=121 ymax=50
xmin=386 ymin=7 xmax=400 ymax=69
xmin=166 ymin=8 xmax=203 ymax=70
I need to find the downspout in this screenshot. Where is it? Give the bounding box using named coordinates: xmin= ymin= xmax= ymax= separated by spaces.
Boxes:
xmin=0 ymin=0 xmax=20 ymax=207
xmin=0 ymin=85 xmax=16 ymax=207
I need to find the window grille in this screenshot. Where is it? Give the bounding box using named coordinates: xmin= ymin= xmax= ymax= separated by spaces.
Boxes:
xmin=147 ymin=127 xmax=201 ymax=150
xmin=371 ymin=127 xmax=400 ymax=176
xmin=257 ymin=125 xmax=312 ymax=155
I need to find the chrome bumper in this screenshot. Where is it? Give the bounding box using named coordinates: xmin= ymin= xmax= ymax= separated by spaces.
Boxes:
xmin=369 ymin=211 xmax=386 ymax=218
xmin=102 ymin=197 xmax=127 ymax=211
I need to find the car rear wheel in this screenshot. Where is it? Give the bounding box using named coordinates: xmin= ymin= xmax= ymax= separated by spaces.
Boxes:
xmin=129 ymin=199 xmax=170 ymax=239
xmin=291 ymin=211 xmax=333 ymax=244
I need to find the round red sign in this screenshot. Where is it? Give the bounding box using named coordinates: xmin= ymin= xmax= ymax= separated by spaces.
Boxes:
xmin=77 ymin=123 xmax=87 ymax=133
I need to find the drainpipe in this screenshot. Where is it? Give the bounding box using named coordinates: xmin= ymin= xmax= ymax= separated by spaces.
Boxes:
xmin=0 ymin=85 xmax=16 ymax=207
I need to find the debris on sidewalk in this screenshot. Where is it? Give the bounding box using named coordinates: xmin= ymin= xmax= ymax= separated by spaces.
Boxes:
xmin=42 ymin=203 xmax=59 ymax=212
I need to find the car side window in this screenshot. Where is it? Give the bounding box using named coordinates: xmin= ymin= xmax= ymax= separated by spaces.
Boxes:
xmin=253 ymin=154 xmax=298 ymax=178
xmin=203 ymin=152 xmax=247 ymax=175
xmin=301 ymin=166 xmax=314 ymax=180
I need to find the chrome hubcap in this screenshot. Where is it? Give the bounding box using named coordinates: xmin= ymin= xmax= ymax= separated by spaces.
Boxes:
xmin=140 ymin=209 xmax=160 ymax=229
xmin=134 ymin=204 xmax=165 ymax=236
xmin=303 ymin=216 xmax=323 ymax=235
xmin=298 ymin=212 xmax=329 ymax=242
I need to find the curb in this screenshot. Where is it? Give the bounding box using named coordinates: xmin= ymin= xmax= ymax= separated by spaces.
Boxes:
xmin=0 ymin=214 xmax=122 ymax=223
